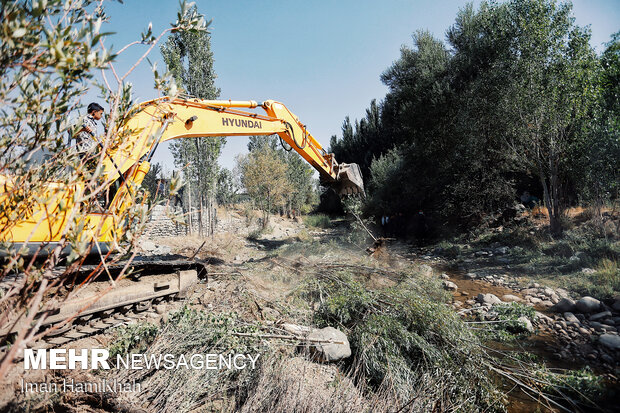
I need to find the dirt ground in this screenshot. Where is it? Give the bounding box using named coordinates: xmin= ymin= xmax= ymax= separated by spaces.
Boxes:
xmin=3 ymin=206 xmax=615 ymax=412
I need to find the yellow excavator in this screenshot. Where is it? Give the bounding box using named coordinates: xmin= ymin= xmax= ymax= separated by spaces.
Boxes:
xmin=0 ymin=97 xmax=364 ymax=256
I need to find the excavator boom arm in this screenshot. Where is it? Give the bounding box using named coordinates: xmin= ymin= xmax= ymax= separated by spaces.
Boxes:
xmin=103 ymin=97 xmax=363 ymax=195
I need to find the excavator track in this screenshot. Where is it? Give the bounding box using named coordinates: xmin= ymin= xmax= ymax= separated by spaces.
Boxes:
xmin=0 ymin=257 xmax=207 ymax=349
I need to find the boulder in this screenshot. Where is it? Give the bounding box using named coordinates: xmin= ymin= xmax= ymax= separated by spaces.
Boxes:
xmin=440 ymin=273 xmax=450 ymax=280
xmin=564 ymin=312 xmax=580 ymax=325
xmin=528 ymin=296 xmax=542 ymax=305
xmin=464 ymin=272 xmax=478 ymax=280
xmin=518 ymin=316 xmax=534 ymax=333
xmin=307 ymin=327 xmax=351 ymax=362
xmin=535 ymin=312 xmax=552 ymax=324
xmin=576 ymin=297 xmax=601 ymax=313
xmin=501 ymin=294 xmax=522 ymax=303
xmin=612 ymin=298 xmax=620 ymax=312
xmin=577 ymin=327 xmax=589 ymax=335
xmin=589 ymin=311 xmax=612 ymax=322
xmin=477 ymin=293 xmax=502 ymax=306
xmin=443 ymin=281 xmax=458 ymax=291
xmin=557 ymin=298 xmax=578 ymax=312
xmin=598 ymin=334 xmax=620 ymax=351
xmin=419 ymin=264 xmax=433 ymax=277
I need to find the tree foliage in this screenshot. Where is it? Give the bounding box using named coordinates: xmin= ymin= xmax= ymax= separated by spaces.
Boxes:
xmin=331 ymin=0 xmax=615 ymax=234
xmin=161 ymin=5 xmax=224 ymax=235
xmin=239 ymin=144 xmax=291 ymax=225
xmin=245 ymin=135 xmax=317 ymax=215
xmin=216 ymin=167 xmax=237 ymax=206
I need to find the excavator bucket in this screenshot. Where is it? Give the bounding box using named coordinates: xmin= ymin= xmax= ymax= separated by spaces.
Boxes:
xmin=335 ymin=163 xmax=365 ymax=196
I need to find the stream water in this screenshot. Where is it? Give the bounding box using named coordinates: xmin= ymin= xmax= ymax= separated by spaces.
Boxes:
xmin=443 ymin=268 xmax=587 ymax=412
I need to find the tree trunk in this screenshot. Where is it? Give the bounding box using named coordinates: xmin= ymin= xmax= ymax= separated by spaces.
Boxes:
xmin=187 ymin=179 xmax=193 ymax=235
xmin=549 ymin=152 xmax=562 ymax=235
xmin=211 ymin=198 xmax=216 ymax=238
xmin=199 ymin=197 xmax=204 ymax=237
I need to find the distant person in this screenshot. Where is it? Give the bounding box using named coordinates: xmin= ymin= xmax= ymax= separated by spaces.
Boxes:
xmin=75 ymin=102 xmax=104 ymax=154
xmin=413 ymin=210 xmax=429 ymax=240
xmin=520 ymin=191 xmax=539 ymax=209
xmin=381 ymin=214 xmax=389 ymax=236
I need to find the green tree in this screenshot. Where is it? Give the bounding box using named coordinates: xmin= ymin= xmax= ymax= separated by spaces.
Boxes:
xmin=216 ymin=167 xmax=237 ymax=206
xmin=284 ymin=149 xmax=317 ymax=214
xmin=239 ymin=145 xmax=291 ymax=226
xmin=507 ymin=0 xmax=598 ymax=234
xmin=331 ymin=0 xmax=604 ymax=236
xmin=161 ymin=5 xmax=224 ymax=236
xmin=573 ymin=32 xmax=620 ymax=209
xmin=142 ymin=162 xmax=163 ymax=203
xmin=248 ymin=135 xmax=317 ymax=216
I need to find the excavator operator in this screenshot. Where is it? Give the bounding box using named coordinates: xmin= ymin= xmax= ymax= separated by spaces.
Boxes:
xmin=75 ymin=102 xmax=105 ymax=154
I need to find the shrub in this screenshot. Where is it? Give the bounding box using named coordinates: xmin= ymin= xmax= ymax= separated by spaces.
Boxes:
xmin=109 ymin=307 xmax=267 ymax=412
xmin=307 ymin=271 xmax=503 ymax=411
xmin=542 ymin=241 xmax=574 ymax=257
xmin=435 ymin=240 xmax=461 ymax=258
xmin=303 ymin=214 xmax=332 ymax=229
xmin=475 ymin=226 xmax=541 ymax=250
xmin=109 ymin=322 xmax=159 ymax=358
xmin=540 ymin=366 xmax=608 ymax=409
xmin=596 ymin=258 xmax=620 ymax=291
xmin=481 ymin=302 xmax=536 ymax=341
xmin=247 ymin=228 xmax=263 ymax=240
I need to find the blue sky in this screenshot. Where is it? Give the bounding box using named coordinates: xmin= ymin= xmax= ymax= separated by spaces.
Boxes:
xmin=85 ymin=0 xmax=620 ymax=175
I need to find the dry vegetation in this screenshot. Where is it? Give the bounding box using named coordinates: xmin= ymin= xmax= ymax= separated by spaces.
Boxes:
xmin=5 ymin=210 xmax=616 ymax=412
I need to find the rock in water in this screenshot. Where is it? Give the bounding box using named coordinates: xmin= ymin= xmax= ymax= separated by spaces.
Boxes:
xmin=477 ymin=293 xmax=502 ymax=305
xmin=443 ymin=281 xmax=458 ymax=291
xmin=307 ymin=327 xmax=351 ymax=362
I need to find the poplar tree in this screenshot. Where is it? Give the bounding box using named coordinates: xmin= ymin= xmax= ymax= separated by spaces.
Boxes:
xmin=161 ymin=5 xmax=223 ymax=236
